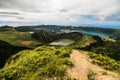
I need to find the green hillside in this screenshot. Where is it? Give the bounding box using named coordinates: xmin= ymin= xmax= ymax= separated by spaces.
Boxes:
xmin=86 ymin=52 xmax=120 ymax=73
xmin=69 ymin=34 xmax=96 ymax=48
xmin=0 ymin=29 xmax=38 ymax=48
xmin=0 ymin=46 xmax=73 ymax=80
xmin=81 ymin=40 xmax=120 ymax=61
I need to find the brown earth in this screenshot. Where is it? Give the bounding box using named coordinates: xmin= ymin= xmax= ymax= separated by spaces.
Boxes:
xmin=19 ymin=32 xmax=26 ymax=34
xmin=67 ymin=50 xmax=120 ymax=80
xmin=21 ymin=41 xmax=33 ymax=46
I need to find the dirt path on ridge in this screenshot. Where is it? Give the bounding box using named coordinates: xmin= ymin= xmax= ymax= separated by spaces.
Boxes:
xmin=67 ymin=50 xmax=120 ymax=80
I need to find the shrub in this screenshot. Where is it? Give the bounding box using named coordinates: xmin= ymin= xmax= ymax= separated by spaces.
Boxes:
xmin=87 ymin=52 xmax=120 ymax=73
xmin=87 ymin=70 xmax=96 ymax=80
xmin=102 ymin=71 xmax=108 ymax=75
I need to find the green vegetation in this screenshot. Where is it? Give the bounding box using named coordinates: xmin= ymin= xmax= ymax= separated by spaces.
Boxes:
xmin=102 ymin=71 xmax=108 ymax=75
xmin=0 ymin=29 xmax=38 ymax=47
xmin=0 ymin=46 xmax=73 ymax=80
xmin=112 ymin=30 xmax=120 ymax=40
xmin=82 ymin=41 xmax=120 ymax=61
xmin=70 ymin=35 xmax=96 ymax=48
xmin=87 ymin=70 xmax=96 ymax=80
xmin=87 ymin=52 xmax=120 ymax=73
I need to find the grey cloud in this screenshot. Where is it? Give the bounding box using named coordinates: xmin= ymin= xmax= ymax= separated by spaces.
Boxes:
xmin=0 ymin=0 xmax=51 ymax=12
xmin=0 ymin=12 xmax=20 ymax=15
xmin=0 ymin=0 xmax=120 ymax=26
xmin=0 ymin=0 xmax=17 ymax=8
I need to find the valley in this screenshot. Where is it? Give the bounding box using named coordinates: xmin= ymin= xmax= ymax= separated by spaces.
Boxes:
xmin=0 ymin=25 xmax=120 ymax=80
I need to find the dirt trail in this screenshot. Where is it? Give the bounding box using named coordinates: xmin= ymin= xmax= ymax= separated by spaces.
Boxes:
xmin=67 ymin=50 xmax=120 ymax=80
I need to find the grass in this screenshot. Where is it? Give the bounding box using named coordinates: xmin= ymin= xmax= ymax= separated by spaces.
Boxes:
xmin=0 ymin=30 xmax=38 ymax=47
xmin=102 ymin=71 xmax=108 ymax=75
xmin=70 ymin=35 xmax=96 ymax=48
xmin=0 ymin=46 xmax=73 ymax=80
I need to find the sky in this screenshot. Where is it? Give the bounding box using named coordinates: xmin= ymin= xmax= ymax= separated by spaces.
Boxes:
xmin=0 ymin=0 xmax=120 ymax=28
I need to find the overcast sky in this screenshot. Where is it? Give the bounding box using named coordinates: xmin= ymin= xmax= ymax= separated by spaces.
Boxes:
xmin=0 ymin=0 xmax=120 ymax=27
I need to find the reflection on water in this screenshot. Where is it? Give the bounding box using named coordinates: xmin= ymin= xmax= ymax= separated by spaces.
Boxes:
xmin=50 ymin=39 xmax=74 ymax=46
xmin=71 ymin=30 xmax=111 ymax=37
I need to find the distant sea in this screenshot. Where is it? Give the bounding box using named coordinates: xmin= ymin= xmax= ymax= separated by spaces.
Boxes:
xmin=78 ymin=24 xmax=120 ymax=29
xmin=100 ymin=25 xmax=120 ymax=29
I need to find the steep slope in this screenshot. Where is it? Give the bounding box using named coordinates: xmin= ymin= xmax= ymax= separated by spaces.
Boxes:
xmin=82 ymin=40 xmax=120 ymax=61
xmin=67 ymin=50 xmax=120 ymax=80
xmin=0 ymin=40 xmax=28 ymax=68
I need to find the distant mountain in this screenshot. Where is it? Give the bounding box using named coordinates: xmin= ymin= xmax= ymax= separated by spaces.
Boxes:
xmin=15 ymin=25 xmax=120 ymax=40
xmin=15 ymin=25 xmax=68 ymax=32
xmin=0 ymin=25 xmax=14 ymax=32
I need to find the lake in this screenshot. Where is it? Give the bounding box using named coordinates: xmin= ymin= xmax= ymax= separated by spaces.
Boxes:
xmin=71 ymin=30 xmax=111 ymax=37
xmin=49 ymin=39 xmax=74 ymax=46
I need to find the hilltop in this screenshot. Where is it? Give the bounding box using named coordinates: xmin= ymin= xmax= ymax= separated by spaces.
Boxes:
xmin=0 ymin=46 xmax=120 ymax=80
xmin=0 ymin=46 xmax=73 ymax=80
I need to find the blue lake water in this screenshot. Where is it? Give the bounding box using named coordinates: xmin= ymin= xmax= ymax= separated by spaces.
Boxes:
xmin=71 ymin=30 xmax=111 ymax=37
